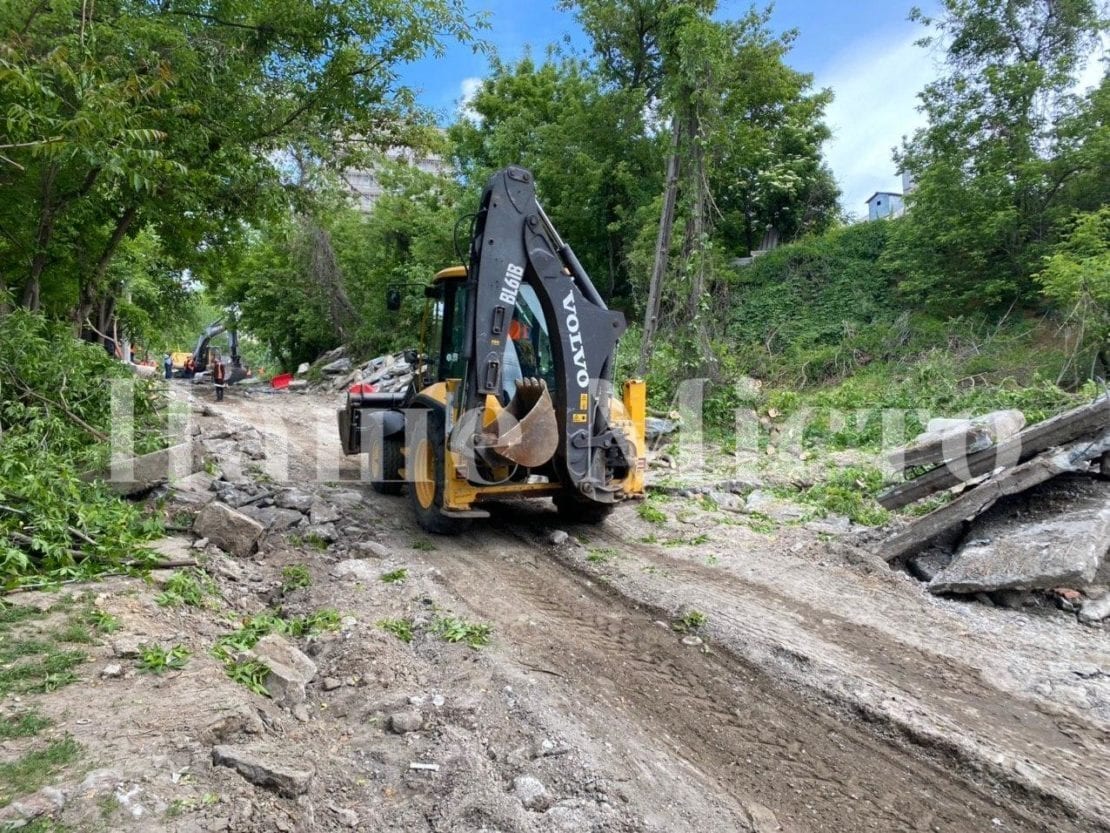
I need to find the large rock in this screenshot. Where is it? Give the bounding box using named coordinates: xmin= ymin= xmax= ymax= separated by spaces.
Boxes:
xmin=194 ymin=502 xmax=264 ymax=557
xmin=332 ymin=560 xmax=378 ymax=582
xmin=251 ymin=634 xmax=317 ymax=707
xmin=101 ymin=443 xmax=202 ymax=496
xmin=1079 ymin=594 xmax=1110 ymax=625
xmin=239 ymin=506 xmax=303 ymax=532
xmin=275 ymin=488 xmax=314 ymax=512
xmin=930 ymin=474 xmax=1110 ymax=594
xmin=253 ymin=634 xmax=316 ymax=681
xmin=309 ymin=501 xmax=340 ymax=525
xmin=211 ymin=744 xmax=314 ymax=797
xmin=322 ymin=357 xmax=352 ymax=375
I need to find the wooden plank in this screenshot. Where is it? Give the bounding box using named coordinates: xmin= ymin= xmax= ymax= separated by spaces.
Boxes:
xmin=878 ymin=396 xmax=1110 ymax=510
xmin=879 ymin=452 xmax=1068 ymax=562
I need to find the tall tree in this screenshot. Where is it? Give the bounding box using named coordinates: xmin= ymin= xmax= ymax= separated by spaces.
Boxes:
xmin=566 ymin=1 xmax=837 ymax=374
xmin=449 ymin=54 xmax=662 ymax=304
xmin=0 ymin=0 xmax=476 ymax=336
xmin=887 ymin=0 xmax=1106 ymax=314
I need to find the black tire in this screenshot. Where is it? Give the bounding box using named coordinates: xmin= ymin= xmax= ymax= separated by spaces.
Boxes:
xmin=406 ymin=410 xmax=472 ymax=535
xmin=369 ymin=433 xmax=404 ymax=496
xmin=553 ymin=491 xmax=614 ymax=525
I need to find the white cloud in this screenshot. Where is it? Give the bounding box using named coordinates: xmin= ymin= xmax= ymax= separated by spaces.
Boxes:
xmin=818 ymin=32 xmax=940 ymax=216
xmin=457 ymin=76 xmax=483 ymax=124
xmin=820 ymin=31 xmax=1108 ymax=217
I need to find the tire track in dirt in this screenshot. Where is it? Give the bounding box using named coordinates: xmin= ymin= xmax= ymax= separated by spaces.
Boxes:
xmin=245 ymin=392 xmax=1107 ymax=831
xmin=576 ymin=518 xmax=1110 ymax=828
xmin=423 ymin=523 xmax=1095 ymax=833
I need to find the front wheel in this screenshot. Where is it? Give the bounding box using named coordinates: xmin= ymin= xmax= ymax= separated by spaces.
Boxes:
xmin=553 ymin=491 xmax=614 ymax=525
xmin=407 ymin=413 xmax=472 ymax=535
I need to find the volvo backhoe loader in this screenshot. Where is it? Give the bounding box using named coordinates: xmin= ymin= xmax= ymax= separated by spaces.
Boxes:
xmin=338 ymin=166 xmax=646 ymax=533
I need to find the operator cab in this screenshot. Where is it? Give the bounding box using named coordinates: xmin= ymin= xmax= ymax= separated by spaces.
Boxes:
xmin=427 ymin=266 xmax=557 ymax=404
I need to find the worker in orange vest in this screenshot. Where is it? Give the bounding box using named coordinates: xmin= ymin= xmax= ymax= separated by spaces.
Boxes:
xmin=213 ymin=354 xmax=226 ymax=402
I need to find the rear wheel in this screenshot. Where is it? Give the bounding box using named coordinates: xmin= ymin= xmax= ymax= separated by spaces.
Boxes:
xmin=407 ymin=412 xmax=472 ymax=535
xmin=369 ymin=433 xmax=404 ymax=496
xmin=553 ymin=491 xmax=614 ymax=525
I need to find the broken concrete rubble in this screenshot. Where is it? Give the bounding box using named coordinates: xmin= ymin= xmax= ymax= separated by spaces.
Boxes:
xmin=194 ymin=502 xmax=264 ymax=557
xmin=239 ymin=505 xmax=303 ymax=531
xmin=309 ymin=500 xmax=340 ymax=525
xmin=211 ymin=744 xmax=315 ymax=797
xmin=99 ymin=443 xmax=203 ymax=496
xmin=929 ymin=475 xmax=1110 ymax=594
xmin=250 ymin=634 xmax=317 ymax=707
xmin=321 ymin=357 xmax=352 ymax=374
xmin=275 ymin=488 xmax=314 ymax=513
xmin=1079 ymin=594 xmax=1110 ymax=625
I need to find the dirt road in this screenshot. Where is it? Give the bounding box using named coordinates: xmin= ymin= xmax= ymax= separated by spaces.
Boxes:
xmin=2 ymin=386 xmax=1107 ymax=832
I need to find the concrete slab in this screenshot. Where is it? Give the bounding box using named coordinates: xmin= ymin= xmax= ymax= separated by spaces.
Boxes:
xmin=930 ymin=474 xmax=1110 ymax=594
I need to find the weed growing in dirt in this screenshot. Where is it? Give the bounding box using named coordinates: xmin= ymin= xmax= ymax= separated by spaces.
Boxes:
xmin=743 ymin=513 xmax=776 ymax=534
xmin=304 ymin=533 xmax=330 ymax=551
xmin=637 ymin=501 xmax=667 ymax=525
xmin=0 ymin=603 xmax=41 ymax=628
xmin=15 ymin=819 xmax=73 ymax=832
xmin=791 ymin=466 xmax=889 ymax=526
xmin=0 ymin=649 xmax=86 ymax=697
xmin=380 ymin=568 xmax=408 ymax=584
xmin=138 ymin=644 xmax=190 ymax=673
xmin=433 ymin=616 xmax=492 ymax=648
xmin=280 ymin=564 xmax=312 ymax=592
xmin=166 ymin=793 xmax=219 ymax=818
xmin=225 ymin=660 xmax=271 ymax=696
xmin=377 ymin=618 xmax=414 ymax=643
xmin=212 ymin=608 xmax=341 ymax=692
xmin=87 ymin=610 xmax=120 ymax=633
xmin=0 ymin=710 xmax=50 ymax=740
xmin=673 ymin=610 xmax=708 ymax=634
xmin=56 ymin=621 xmax=94 ymax=644
xmin=0 ymin=605 xmax=88 ymax=696
xmin=586 ymin=547 xmax=617 ymax=564
xmin=663 ymin=534 xmax=710 ymax=547
xmin=213 ymin=610 xmax=340 ymax=656
xmin=0 ymin=735 xmax=81 ymax=808
xmin=410 ymin=538 xmax=437 ymax=551
xmin=156 ymin=569 xmax=217 ymax=608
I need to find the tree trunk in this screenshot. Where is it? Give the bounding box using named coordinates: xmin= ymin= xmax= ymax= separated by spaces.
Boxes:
xmin=23 ymin=164 xmax=60 ymax=312
xmin=637 ymin=118 xmax=682 ymax=378
xmin=75 ymin=206 xmax=138 ymax=331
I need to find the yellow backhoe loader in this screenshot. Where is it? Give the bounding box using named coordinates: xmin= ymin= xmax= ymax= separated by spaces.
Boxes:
xmin=338 ymin=166 xmax=646 ymax=533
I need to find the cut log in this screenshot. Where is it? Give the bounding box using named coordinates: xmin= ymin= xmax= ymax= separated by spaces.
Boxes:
xmin=886 ymin=410 xmax=1025 ymax=473
xmin=879 ymin=431 xmax=1110 ymax=563
xmin=878 ymin=396 xmax=1109 ymax=510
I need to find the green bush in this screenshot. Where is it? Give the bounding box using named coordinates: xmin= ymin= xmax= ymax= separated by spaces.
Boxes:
xmin=0 ymin=310 xmax=165 ymax=588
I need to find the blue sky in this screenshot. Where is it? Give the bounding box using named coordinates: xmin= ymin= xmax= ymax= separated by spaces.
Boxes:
xmin=399 ymin=1 xmax=1104 ymax=214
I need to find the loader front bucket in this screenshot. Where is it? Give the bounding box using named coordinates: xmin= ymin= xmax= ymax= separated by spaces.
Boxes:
xmin=490 ymin=377 xmax=559 ymax=468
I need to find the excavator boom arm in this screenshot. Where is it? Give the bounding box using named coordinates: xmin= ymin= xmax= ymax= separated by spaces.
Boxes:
xmin=465 ymin=166 xmax=631 ymax=499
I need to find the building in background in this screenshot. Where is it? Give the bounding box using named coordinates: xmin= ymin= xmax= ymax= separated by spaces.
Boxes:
xmin=865 ymin=190 xmax=905 ymax=221
xmin=343 ymin=148 xmax=452 ymax=213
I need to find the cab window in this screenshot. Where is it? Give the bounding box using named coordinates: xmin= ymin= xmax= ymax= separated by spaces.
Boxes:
xmin=501 ymin=284 xmax=556 ymax=400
